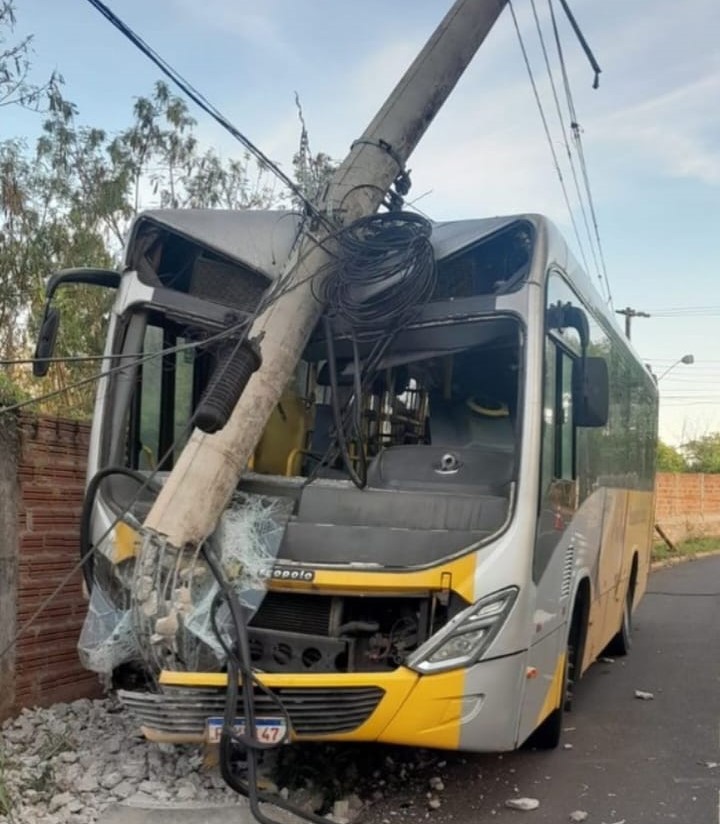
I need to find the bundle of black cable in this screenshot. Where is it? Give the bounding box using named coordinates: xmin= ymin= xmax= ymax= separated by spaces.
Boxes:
xmin=317 ymin=211 xmax=436 ymax=341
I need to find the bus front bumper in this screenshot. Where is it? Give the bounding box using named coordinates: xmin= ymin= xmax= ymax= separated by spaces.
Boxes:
xmin=119 ymin=653 xmax=526 ymax=753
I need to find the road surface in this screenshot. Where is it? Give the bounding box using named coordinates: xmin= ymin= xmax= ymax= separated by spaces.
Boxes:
xmin=362 ymin=555 xmax=720 ymax=824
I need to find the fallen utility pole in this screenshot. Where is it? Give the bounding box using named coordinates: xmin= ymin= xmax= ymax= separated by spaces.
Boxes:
xmin=143 ymin=0 xmax=508 ymax=550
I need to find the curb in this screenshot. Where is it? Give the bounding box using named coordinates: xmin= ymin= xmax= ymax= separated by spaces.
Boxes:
xmin=650 ymin=547 xmax=720 ymax=572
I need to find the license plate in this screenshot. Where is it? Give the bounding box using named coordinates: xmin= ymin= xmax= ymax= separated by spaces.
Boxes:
xmin=205 ymin=716 xmax=287 ymax=745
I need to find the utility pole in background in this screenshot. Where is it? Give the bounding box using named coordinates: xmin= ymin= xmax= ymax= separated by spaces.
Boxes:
xmin=616 ymin=306 xmax=650 ymax=340
xmin=143 ymin=0 xmax=509 ymax=550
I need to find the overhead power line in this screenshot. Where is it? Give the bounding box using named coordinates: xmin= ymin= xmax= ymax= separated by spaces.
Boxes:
xmin=615 ymin=306 xmax=649 ymax=339
xmin=82 ymin=0 xmax=320 ymax=219
xmin=548 ymin=0 xmax=613 ymax=308
xmin=528 ymin=0 xmax=602 ymax=295
xmin=508 ymin=1 xmax=593 ymax=285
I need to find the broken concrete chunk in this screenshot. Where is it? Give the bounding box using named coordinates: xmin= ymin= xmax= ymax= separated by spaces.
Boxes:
xmin=634 ymin=689 xmax=654 ymax=700
xmin=429 ymin=776 xmax=445 ymax=791
xmin=428 ymin=797 xmax=441 ymax=810
xmin=505 ymin=797 xmax=540 ymax=811
xmin=135 ymin=575 xmax=154 ymax=602
xmin=569 ymin=812 xmax=588 ymax=822
xmin=154 ymin=610 xmax=179 ymax=638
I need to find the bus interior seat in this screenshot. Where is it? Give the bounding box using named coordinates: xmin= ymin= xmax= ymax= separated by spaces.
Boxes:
xmin=429 ymin=395 xmax=515 ymax=453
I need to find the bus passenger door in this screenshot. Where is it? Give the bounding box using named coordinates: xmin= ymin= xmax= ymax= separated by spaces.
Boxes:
xmin=518 ymin=339 xmax=584 ymax=744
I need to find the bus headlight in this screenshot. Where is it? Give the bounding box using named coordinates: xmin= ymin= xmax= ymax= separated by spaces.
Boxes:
xmin=407 ymin=587 xmax=518 ymax=674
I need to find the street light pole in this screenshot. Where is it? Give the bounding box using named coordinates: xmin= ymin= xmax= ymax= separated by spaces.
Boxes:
xmin=658 ymin=354 xmax=694 ymax=381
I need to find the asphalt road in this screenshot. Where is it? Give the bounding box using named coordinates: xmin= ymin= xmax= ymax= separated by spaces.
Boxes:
xmin=362 ymin=555 xmax=720 ymax=824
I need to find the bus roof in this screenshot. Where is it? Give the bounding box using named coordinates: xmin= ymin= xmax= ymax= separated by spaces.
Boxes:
xmin=127 ymin=208 xmax=529 ymax=279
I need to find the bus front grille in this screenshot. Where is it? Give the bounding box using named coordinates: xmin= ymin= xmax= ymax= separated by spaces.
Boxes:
xmin=118 ymin=685 xmax=384 ymax=737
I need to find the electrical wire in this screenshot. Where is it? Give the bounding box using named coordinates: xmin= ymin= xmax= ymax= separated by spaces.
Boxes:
xmin=0 ymin=353 xmax=149 ymax=365
xmin=0 ymin=223 xmax=320 ymax=663
xmin=528 ymin=0 xmax=602 ymax=297
xmin=82 ymin=0 xmax=322 ymax=221
xmin=202 ymin=543 xmax=334 ymax=824
xmin=508 ymin=0 xmax=592 ymax=282
xmin=548 ymin=0 xmax=613 ymax=309
xmin=0 ymin=319 xmax=253 ymax=416
xmin=311 ymin=212 xmax=435 ymax=487
xmin=0 ymin=216 xmax=340 ymax=420
xmin=314 ymin=211 xmax=436 ymax=342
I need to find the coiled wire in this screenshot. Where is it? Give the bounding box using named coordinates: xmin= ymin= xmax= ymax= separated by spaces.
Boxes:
xmin=315 ymin=211 xmax=436 ymax=341
xmin=312 ymin=212 xmax=436 ymax=487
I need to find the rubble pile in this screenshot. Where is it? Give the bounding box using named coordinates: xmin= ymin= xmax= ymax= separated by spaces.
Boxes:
xmin=0 ymin=698 xmax=252 ymax=824
xmin=0 ymin=697 xmax=455 ymax=824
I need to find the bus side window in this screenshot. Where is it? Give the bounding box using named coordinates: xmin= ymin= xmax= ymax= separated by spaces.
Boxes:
xmin=557 ymin=351 xmax=574 ymax=479
xmin=542 ymin=339 xmax=575 ymax=485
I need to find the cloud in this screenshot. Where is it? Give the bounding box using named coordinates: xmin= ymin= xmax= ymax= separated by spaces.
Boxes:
xmin=168 ymin=0 xmax=288 ymax=54
xmin=590 ymin=71 xmax=720 ymax=186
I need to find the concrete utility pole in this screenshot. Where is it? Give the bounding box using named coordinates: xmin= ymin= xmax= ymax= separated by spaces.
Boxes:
xmin=616 ymin=306 xmax=650 ymax=340
xmin=143 ymin=0 xmax=508 ymax=550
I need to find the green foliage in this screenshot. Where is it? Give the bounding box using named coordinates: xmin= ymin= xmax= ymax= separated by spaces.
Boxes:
xmin=652 ymin=536 xmax=720 ymax=562
xmin=682 ymin=433 xmax=720 ymax=474
xmin=1 ymin=1 xmax=286 ymax=418
xmin=656 ymin=440 xmax=687 ymax=473
xmin=291 ymin=93 xmax=338 ymax=207
xmin=0 ymin=0 xmax=60 ymax=110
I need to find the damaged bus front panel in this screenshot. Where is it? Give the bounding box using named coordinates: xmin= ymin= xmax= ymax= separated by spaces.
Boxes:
xmin=63 ymin=209 xmax=656 ymax=753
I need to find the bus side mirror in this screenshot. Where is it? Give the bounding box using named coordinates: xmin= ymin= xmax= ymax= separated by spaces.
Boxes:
xmin=32 ymin=268 xmax=121 ymax=378
xmin=33 ymin=307 xmax=61 ymax=377
xmin=573 ymin=356 xmax=608 ymax=428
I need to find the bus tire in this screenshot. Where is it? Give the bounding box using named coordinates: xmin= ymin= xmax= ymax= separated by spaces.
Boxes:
xmin=527 ymin=608 xmax=581 ymax=750
xmin=605 ymin=583 xmax=633 ymax=656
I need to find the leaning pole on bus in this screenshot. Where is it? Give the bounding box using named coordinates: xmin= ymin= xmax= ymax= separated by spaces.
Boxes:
xmin=142 ymin=0 xmax=508 ymax=550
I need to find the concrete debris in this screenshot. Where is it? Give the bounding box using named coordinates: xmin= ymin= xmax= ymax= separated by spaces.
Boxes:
xmin=427 ymin=797 xmax=442 ymax=810
xmin=505 ymin=797 xmax=540 ymax=811
xmin=568 ymin=812 xmax=588 ymax=822
xmin=428 ymin=776 xmax=445 ymax=791
xmin=563 ymin=743 xmax=573 ymax=750
xmin=1 ymin=696 xmax=375 ymax=824
xmin=634 ymin=690 xmax=655 ymax=700
xmin=599 ymin=657 xmax=615 ymax=663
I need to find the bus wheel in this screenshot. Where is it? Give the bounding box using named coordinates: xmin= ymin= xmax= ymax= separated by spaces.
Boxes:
xmin=606 ymin=584 xmax=633 ymax=656
xmin=527 ymin=617 xmax=580 ymax=750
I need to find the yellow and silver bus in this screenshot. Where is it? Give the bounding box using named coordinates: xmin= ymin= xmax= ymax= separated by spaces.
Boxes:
xmin=36 ymin=209 xmax=657 ymax=753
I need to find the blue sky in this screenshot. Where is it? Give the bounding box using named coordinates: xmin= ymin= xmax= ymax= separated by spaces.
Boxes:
xmin=8 ymin=0 xmax=720 ymax=445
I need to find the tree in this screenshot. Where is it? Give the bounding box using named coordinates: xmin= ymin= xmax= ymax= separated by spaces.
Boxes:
xmin=682 ymin=433 xmax=720 ymax=474
xmin=0 ymin=0 xmax=60 ymax=110
xmin=1 ymin=3 xmax=329 ymax=418
xmin=2 ymin=81 xmax=282 ymax=417
xmin=656 ymin=440 xmax=687 ymax=473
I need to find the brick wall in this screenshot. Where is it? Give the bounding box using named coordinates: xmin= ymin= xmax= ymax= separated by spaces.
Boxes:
xmin=655 ymin=472 xmax=720 ymax=543
xmin=0 ymin=412 xmax=102 ymax=721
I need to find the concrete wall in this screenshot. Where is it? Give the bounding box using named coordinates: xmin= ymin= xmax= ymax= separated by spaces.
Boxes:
xmin=655 ymin=472 xmax=720 ymax=543
xmin=0 ymin=412 xmax=101 ymax=721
